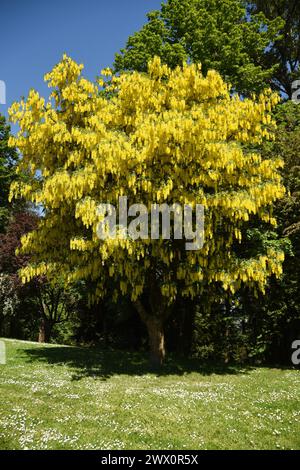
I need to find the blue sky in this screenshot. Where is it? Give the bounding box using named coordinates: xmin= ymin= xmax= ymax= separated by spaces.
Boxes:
xmin=0 ymin=0 xmax=162 ymax=122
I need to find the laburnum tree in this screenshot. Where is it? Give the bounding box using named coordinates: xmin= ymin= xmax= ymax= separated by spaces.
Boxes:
xmin=9 ymin=56 xmax=285 ymax=365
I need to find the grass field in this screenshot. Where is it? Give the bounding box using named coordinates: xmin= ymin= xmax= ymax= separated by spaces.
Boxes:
xmin=0 ymin=338 xmax=299 ymax=450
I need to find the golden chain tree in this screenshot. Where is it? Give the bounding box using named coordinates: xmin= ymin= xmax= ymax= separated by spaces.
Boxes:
xmin=9 ymin=55 xmax=285 ymax=365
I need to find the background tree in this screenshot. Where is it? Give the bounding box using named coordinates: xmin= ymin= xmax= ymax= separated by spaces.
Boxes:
xmin=37 ymin=281 xmax=80 ymax=343
xmin=0 ymin=273 xmax=19 ymax=335
xmin=244 ymin=101 xmax=300 ymax=362
xmin=0 ymin=210 xmax=80 ymax=343
xmin=9 ymin=56 xmax=285 ymax=365
xmin=0 ymin=210 xmax=38 ymax=338
xmin=0 ymin=210 xmax=38 ymax=274
xmin=249 ymin=1 xmax=300 ymax=98
xmin=114 ymin=0 xmax=283 ymax=95
xmin=0 ymin=114 xmax=18 ymax=232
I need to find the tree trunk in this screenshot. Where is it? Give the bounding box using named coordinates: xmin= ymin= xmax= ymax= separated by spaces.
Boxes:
xmin=38 ymin=319 xmax=45 ymax=343
xmin=146 ymin=318 xmax=165 ymax=367
xmin=38 ymin=318 xmax=53 ymax=343
xmin=134 ymin=299 xmax=168 ymax=367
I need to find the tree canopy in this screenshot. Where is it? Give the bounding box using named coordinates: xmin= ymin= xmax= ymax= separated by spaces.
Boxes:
xmin=8 ymin=55 xmax=285 ymax=363
xmin=114 ymin=0 xmax=283 ymax=96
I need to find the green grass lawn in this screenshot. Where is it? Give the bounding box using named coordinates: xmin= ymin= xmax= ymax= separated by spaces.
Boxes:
xmin=0 ymin=338 xmax=299 ymax=450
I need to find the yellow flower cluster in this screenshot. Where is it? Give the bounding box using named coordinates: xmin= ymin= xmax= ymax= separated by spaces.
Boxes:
xmin=9 ymin=55 xmax=285 ymax=303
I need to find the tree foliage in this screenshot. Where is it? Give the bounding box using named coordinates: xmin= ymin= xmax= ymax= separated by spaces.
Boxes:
xmin=8 ymin=56 xmax=285 ymax=363
xmin=114 ymin=0 xmax=283 ymax=95
xmin=253 ymin=101 xmax=300 ymax=360
xmin=249 ymin=1 xmax=300 ymax=98
xmin=0 ymin=210 xmax=38 ymax=274
xmin=0 ymin=114 xmax=18 ymax=231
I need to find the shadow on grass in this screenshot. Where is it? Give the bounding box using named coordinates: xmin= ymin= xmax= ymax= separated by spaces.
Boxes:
xmin=20 ymin=345 xmax=254 ymax=381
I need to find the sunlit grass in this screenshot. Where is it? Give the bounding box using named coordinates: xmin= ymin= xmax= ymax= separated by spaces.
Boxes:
xmin=0 ymin=338 xmax=299 ymax=450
